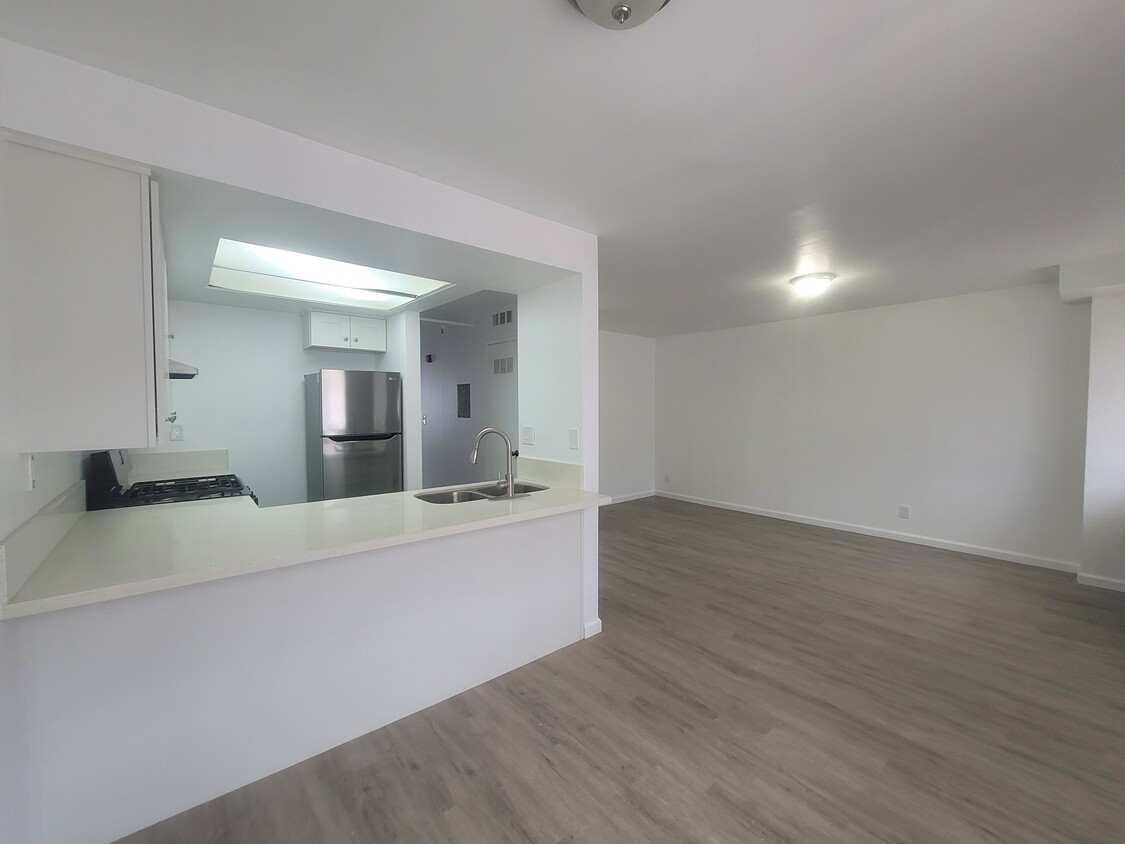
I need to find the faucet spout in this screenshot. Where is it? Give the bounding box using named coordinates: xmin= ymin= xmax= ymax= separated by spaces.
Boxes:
xmin=470 ymin=427 xmax=516 ymax=497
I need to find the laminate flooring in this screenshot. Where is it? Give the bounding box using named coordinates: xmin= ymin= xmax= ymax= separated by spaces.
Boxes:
xmin=121 ymin=498 xmax=1125 ymax=843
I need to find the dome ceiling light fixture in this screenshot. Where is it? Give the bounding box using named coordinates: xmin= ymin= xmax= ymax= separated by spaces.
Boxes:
xmin=568 ymin=0 xmax=673 ymax=30
xmin=789 ymin=272 xmax=836 ymax=298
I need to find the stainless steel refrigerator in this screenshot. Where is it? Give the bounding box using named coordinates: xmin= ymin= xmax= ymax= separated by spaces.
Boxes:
xmin=305 ymin=370 xmax=404 ymax=501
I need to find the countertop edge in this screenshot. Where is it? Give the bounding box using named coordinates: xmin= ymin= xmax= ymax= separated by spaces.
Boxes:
xmin=1 ymin=491 xmax=609 ymax=620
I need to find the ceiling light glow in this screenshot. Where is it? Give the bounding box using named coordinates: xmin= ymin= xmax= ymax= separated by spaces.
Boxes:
xmin=789 ymin=272 xmax=836 ymax=298
xmin=208 ymin=239 xmax=453 ymax=311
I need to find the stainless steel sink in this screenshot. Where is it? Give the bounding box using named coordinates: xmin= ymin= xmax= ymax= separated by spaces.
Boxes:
xmin=470 ymin=481 xmax=549 ymax=498
xmin=413 ymin=481 xmax=549 ymax=503
xmin=413 ymin=489 xmax=490 ymax=504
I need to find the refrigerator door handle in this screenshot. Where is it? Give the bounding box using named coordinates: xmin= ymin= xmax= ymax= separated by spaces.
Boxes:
xmin=323 ymin=434 xmax=399 ymax=443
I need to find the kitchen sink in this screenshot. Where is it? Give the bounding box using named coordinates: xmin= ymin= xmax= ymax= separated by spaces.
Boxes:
xmin=414 ymin=489 xmax=490 ymax=504
xmin=470 ymin=481 xmax=549 ymax=498
xmin=413 ymin=481 xmax=549 ymax=504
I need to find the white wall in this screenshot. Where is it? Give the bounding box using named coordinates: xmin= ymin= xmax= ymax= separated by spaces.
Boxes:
xmin=656 ymin=283 xmax=1091 ymax=569
xmin=519 ymin=276 xmax=583 ymax=464
xmin=599 ymin=331 xmax=655 ymax=501
xmin=1079 ymin=292 xmax=1125 ymax=589
xmin=1059 ymin=250 xmax=1125 ymax=301
xmin=145 ymin=300 xmax=387 ymax=506
xmin=0 ymin=129 xmax=32 ymax=844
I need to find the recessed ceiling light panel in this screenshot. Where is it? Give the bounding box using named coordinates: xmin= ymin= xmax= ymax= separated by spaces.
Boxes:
xmin=789 ymin=272 xmax=836 ymax=298
xmin=208 ymin=239 xmax=453 ymax=311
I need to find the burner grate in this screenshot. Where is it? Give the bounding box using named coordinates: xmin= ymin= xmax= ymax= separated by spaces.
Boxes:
xmin=122 ymin=474 xmax=249 ymax=505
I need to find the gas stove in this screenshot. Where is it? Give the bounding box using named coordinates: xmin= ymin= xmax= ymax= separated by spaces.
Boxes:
xmin=119 ymin=474 xmax=256 ymax=507
xmin=87 ymin=450 xmax=258 ymax=510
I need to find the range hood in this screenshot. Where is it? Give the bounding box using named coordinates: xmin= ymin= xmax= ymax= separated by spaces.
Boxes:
xmin=168 ymin=358 xmax=198 ymax=380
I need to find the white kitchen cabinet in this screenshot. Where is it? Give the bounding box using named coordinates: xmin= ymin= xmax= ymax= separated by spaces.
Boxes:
xmin=303 ymin=311 xmax=387 ymax=353
xmin=350 ymin=316 xmax=388 ymax=352
xmin=5 ymin=136 xmax=168 ymax=452
xmin=305 ymin=311 xmax=351 ymax=349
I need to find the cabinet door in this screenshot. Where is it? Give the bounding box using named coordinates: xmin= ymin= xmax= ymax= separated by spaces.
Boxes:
xmin=149 ymin=180 xmax=170 ymax=442
xmin=6 ymin=139 xmax=158 ymax=451
xmin=307 ymin=311 xmax=351 ymax=350
xmin=350 ymin=316 xmax=387 ymax=352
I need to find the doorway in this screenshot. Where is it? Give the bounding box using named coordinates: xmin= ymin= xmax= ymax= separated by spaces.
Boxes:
xmin=419 ymin=291 xmax=518 ymax=488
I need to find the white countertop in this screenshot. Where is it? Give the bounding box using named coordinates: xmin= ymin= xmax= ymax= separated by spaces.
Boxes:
xmin=3 ymin=484 xmax=608 ymax=619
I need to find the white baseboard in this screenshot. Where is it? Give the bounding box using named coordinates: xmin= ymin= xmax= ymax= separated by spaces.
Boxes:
xmin=608 ymin=490 xmax=655 ymax=504
xmin=1077 ymin=573 xmax=1125 ymax=593
xmin=655 ymin=491 xmax=1078 ymax=573
xmin=583 ymin=618 xmax=602 ymax=638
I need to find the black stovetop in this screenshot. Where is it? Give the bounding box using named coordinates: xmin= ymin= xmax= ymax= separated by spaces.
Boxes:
xmin=120 ymin=474 xmax=254 ymax=506
xmin=87 ymin=450 xmax=258 ymax=510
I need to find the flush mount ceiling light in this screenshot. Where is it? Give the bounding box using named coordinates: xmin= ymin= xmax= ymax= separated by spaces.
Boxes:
xmin=789 ymin=272 xmax=836 ymax=298
xmin=208 ymin=239 xmax=453 ymax=312
xmin=568 ymin=0 xmax=672 ymax=30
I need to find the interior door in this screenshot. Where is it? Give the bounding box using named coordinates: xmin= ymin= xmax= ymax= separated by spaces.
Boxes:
xmin=485 ymin=340 xmax=518 ymax=480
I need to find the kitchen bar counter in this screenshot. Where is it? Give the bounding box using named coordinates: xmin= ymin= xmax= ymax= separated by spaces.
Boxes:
xmin=3 ymin=483 xmax=608 ymax=619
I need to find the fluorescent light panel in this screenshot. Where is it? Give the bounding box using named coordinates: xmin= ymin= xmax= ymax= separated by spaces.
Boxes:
xmin=209 ymin=239 xmax=453 ymax=311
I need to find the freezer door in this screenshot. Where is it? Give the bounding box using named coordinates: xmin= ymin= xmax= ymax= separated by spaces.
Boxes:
xmin=321 ymin=435 xmax=403 ymax=499
xmin=318 ymin=369 xmax=402 ymax=436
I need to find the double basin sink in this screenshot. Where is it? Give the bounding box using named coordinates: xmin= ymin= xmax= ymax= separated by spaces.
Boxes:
xmin=415 ymin=481 xmax=549 ymax=504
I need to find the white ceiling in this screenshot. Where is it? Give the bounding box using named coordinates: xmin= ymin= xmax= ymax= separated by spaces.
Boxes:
xmin=3 ymin=0 xmax=1125 ymax=336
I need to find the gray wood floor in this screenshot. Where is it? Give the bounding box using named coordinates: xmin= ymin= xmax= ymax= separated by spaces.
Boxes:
xmin=121 ymin=498 xmax=1125 ymax=843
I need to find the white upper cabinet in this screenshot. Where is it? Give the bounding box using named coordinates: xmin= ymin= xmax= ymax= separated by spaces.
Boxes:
xmin=5 ymin=137 xmax=167 ymax=452
xmin=349 ymin=316 xmax=388 ymax=352
xmin=305 ymin=311 xmax=351 ymax=349
xmin=303 ymin=311 xmax=387 ymax=353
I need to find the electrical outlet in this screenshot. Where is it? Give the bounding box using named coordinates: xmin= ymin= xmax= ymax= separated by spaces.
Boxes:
xmin=664 ymin=473 xmax=670 ymax=484
xmin=568 ymin=428 xmax=580 ymax=450
xmin=898 ymin=505 xmax=911 ymax=520
xmin=521 ymin=426 xmax=535 ymax=445
xmin=169 ymin=424 xmax=185 ymax=442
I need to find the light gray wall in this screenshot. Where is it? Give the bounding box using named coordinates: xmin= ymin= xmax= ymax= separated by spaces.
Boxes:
xmin=0 ymin=132 xmax=33 ymax=844
xmin=599 ymin=331 xmax=655 ymax=500
xmin=655 ymin=283 xmax=1091 ymax=569
xmin=145 ymin=300 xmax=383 ymax=506
xmin=1080 ymin=293 xmax=1125 ymax=587
xmin=518 ymin=277 xmax=583 ymax=465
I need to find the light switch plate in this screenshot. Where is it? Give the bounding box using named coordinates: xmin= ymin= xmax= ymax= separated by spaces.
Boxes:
xmin=521 ymin=426 xmax=535 ymax=445
xmin=569 ymin=428 xmax=580 ymax=450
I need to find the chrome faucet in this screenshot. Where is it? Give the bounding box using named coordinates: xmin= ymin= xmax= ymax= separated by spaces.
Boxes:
xmin=470 ymin=427 xmax=516 ymax=498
